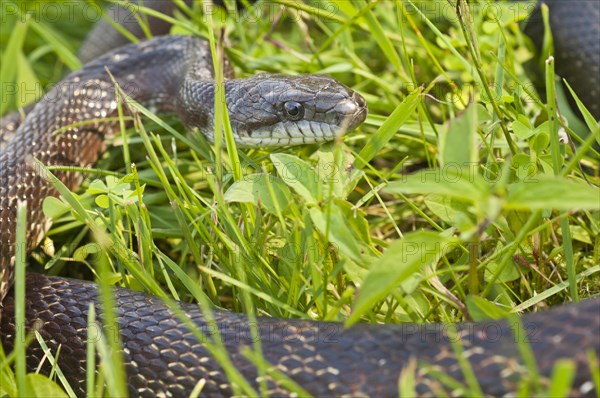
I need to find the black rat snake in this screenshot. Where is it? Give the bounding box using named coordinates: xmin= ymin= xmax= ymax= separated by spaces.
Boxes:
xmin=0 ymin=1 xmax=599 ymax=397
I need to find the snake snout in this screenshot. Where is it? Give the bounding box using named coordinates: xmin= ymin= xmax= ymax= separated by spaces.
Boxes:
xmin=335 ymin=91 xmax=367 ymax=131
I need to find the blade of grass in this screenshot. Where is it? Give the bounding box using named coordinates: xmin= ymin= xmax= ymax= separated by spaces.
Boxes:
xmin=507 ymin=313 xmax=541 ymax=391
xmin=33 ymin=333 xmax=77 ymax=397
xmin=446 ymin=324 xmax=484 ymax=397
xmin=0 ymin=19 xmax=28 ymax=115
xmin=546 ymin=360 xmax=576 ymax=397
xmin=512 ymin=265 xmax=599 ymax=312
xmin=355 ymin=88 xmax=421 ymax=169
xmin=85 ymin=304 xmax=96 ymax=398
xmin=272 ymin=0 xmax=347 ymax=24
xmin=14 ymin=202 xmax=27 ymax=395
xmin=28 ymin=19 xmax=80 ymax=70
xmin=545 ymin=50 xmax=577 ymax=302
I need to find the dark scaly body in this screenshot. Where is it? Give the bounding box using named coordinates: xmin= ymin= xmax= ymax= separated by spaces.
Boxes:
xmin=1 ymin=274 xmax=598 ymax=397
xmin=525 ymin=0 xmax=600 ymax=119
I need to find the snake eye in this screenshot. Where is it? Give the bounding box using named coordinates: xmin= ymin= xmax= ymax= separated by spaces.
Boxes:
xmin=283 ymin=101 xmax=304 ymax=120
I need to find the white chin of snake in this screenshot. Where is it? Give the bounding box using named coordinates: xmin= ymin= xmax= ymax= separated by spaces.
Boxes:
xmin=201 ymin=121 xmax=343 ymax=148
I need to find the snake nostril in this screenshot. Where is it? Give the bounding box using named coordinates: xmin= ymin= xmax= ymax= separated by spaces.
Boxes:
xmin=353 ymin=92 xmax=366 ymax=109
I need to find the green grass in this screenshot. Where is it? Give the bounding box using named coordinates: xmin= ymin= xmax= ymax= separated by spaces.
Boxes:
xmin=1 ymin=0 xmax=599 ymax=396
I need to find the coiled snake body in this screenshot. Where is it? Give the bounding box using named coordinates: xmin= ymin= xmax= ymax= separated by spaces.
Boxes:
xmin=0 ymin=1 xmax=599 ymax=397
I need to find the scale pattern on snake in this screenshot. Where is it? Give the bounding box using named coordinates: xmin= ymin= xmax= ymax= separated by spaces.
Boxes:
xmin=0 ymin=1 xmax=599 ymax=397
xmin=0 ymin=274 xmax=596 ymax=397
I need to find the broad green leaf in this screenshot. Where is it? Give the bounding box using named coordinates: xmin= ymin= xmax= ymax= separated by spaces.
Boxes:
xmin=25 ymin=374 xmax=68 ymax=398
xmin=347 ymin=231 xmax=455 ymax=325
xmin=87 ymin=179 xmax=108 ymax=194
xmin=466 ymin=296 xmax=511 ymax=321
xmin=271 ymin=153 xmax=322 ymax=204
xmin=95 ymin=194 xmax=110 ymax=209
xmin=386 ymin=168 xmax=489 ymax=203
xmin=335 ymin=199 xmax=372 ymax=246
xmin=439 ymin=102 xmax=478 ymax=167
xmin=424 ymin=194 xmax=474 ymax=230
xmin=224 ymin=174 xmax=291 ymax=215
xmin=355 ymin=88 xmax=422 ymax=169
xmin=313 ymin=145 xmax=362 ymax=199
xmin=42 ymin=196 xmax=71 ymax=219
xmin=512 ymin=120 xmax=549 ymax=141
xmin=570 ymin=225 xmax=592 ymax=244
xmin=512 ymin=153 xmax=537 ymax=182
xmin=88 ymin=178 xmax=128 ymax=195
xmin=484 ymin=261 xmax=520 ymax=283
xmin=73 ymin=243 xmax=102 ymax=262
xmin=506 ymin=176 xmax=600 ymax=211
xmin=530 ymin=129 xmax=550 ymax=154
xmin=342 ymin=257 xmax=369 ymax=284
xmin=309 ymin=200 xmax=367 ymax=264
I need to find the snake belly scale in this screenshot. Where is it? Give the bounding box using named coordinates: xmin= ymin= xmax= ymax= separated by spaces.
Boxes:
xmin=0 ymin=7 xmax=599 ymax=398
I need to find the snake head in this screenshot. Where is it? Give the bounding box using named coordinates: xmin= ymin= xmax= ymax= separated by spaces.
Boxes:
xmin=216 ymin=74 xmax=367 ymax=147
